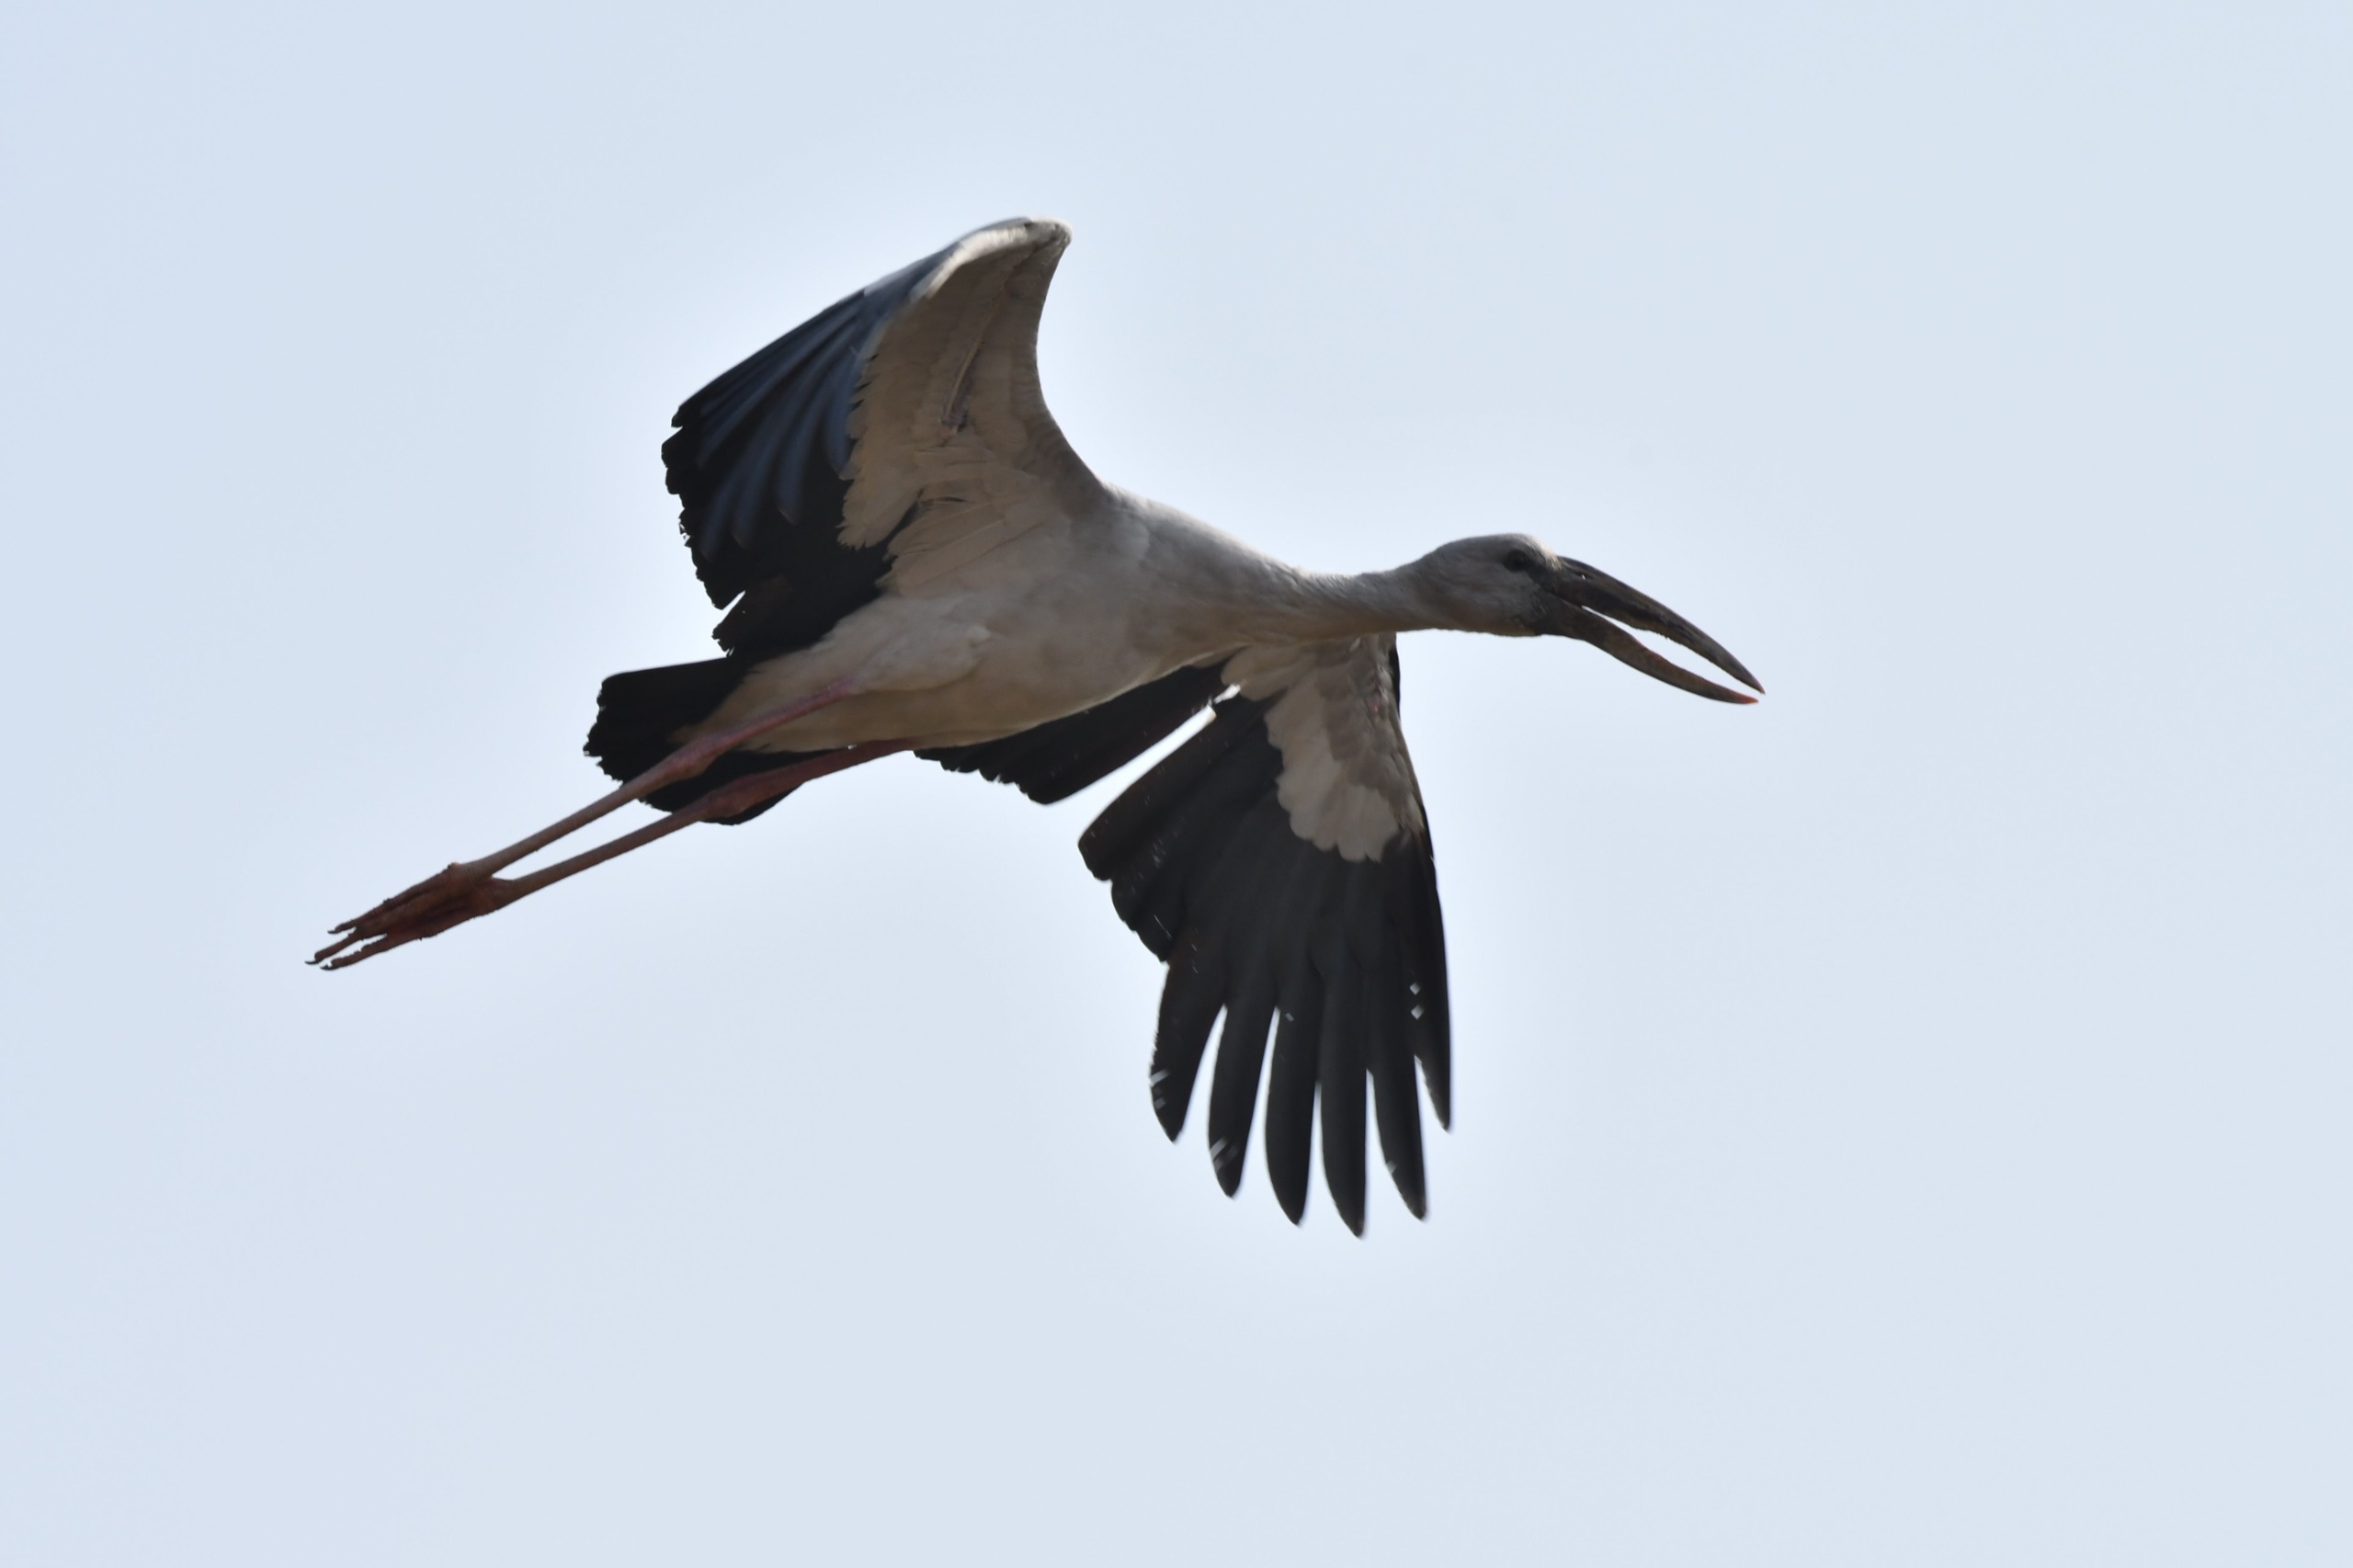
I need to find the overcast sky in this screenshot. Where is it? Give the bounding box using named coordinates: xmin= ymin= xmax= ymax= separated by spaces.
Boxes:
xmin=3 ymin=3 xmax=2347 ymax=1563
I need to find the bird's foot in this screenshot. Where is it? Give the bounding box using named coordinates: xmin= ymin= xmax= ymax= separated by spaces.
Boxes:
xmin=311 ymin=860 xmax=524 ymax=970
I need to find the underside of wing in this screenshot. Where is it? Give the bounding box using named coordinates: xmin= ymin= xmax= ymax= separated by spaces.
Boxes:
xmin=1077 ymin=638 xmax=1450 ymax=1233
xmin=920 ymin=665 xmax=1227 ymax=803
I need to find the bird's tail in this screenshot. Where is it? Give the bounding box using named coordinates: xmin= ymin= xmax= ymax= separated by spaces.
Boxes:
xmin=585 ymin=657 xmax=817 ymax=823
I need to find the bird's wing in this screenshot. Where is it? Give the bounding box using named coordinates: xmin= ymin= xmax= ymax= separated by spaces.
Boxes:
xmin=1079 ymin=636 xmax=1450 ymax=1233
xmin=919 ymin=665 xmax=1229 ymax=803
xmin=660 ymin=218 xmax=1097 ymax=656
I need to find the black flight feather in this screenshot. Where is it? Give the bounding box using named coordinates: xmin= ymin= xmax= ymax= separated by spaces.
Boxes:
xmin=920 ymin=665 xmax=1225 ymax=803
xmin=1077 ymin=678 xmax=1450 ymax=1229
xmin=661 ymin=244 xmax=946 ymax=651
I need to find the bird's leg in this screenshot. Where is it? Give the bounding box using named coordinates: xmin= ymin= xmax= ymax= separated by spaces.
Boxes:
xmin=490 ymin=677 xmax=868 ymax=878
xmin=312 ymin=678 xmax=864 ymax=968
xmin=313 ymin=741 xmax=911 ymax=969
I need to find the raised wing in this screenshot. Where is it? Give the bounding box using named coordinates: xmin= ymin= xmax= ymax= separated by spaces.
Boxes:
xmin=660 ymin=218 xmax=1095 ymax=657
xmin=1078 ymin=637 xmax=1450 ymax=1233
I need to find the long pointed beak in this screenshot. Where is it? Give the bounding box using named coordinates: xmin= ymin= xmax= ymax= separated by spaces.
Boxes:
xmin=1544 ymin=558 xmax=1764 ymax=704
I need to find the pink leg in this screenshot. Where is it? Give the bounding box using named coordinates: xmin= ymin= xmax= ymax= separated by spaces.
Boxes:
xmin=313 ymin=741 xmax=908 ymax=970
xmin=313 ymin=680 xmax=873 ymax=969
xmin=461 ymin=676 xmax=861 ymax=879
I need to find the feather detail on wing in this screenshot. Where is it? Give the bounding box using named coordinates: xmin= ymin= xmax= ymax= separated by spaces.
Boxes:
xmin=1078 ymin=636 xmax=1450 ymax=1233
xmin=659 ymin=218 xmax=1097 ymax=656
xmin=920 ymin=665 xmax=1228 ymax=803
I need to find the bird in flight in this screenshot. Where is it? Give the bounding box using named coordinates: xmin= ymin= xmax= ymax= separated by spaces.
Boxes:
xmin=316 ymin=218 xmax=1760 ymax=1232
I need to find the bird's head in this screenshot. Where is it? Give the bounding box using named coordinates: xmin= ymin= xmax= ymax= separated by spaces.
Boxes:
xmin=1412 ymin=534 xmax=1763 ymax=703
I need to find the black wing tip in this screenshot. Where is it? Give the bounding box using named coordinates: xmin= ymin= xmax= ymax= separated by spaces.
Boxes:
xmin=1389 ymin=1165 xmax=1429 ymax=1221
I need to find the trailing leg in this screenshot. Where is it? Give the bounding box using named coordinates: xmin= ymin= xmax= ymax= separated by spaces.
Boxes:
xmin=313 ymin=680 xmax=871 ymax=968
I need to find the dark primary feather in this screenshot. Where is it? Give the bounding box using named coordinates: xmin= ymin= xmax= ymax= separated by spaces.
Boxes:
xmin=1077 ymin=686 xmax=1451 ymax=1233
xmin=660 ymin=243 xmax=948 ymax=650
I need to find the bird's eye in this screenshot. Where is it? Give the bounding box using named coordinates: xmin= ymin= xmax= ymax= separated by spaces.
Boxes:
xmin=1500 ymin=550 xmax=1533 ymax=574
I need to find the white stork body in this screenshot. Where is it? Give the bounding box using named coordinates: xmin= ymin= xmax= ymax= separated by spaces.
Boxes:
xmin=320 ymin=218 xmax=1760 ymax=1233
xmin=700 ymin=497 xmax=1271 ymax=751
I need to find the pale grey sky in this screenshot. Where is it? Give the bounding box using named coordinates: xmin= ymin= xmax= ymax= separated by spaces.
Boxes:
xmin=3 ymin=3 xmax=2347 ymax=1563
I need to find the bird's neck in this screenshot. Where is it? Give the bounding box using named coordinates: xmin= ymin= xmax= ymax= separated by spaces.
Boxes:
xmin=1234 ymin=563 xmax=1452 ymax=644
xmin=1133 ymin=513 xmax=1463 ymax=654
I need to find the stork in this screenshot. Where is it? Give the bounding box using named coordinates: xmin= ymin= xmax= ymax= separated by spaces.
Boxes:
xmin=316 ymin=219 xmax=1761 ymax=1232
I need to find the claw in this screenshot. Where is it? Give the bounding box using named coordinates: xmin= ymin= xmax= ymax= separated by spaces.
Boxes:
xmin=311 ymin=859 xmax=520 ymax=968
